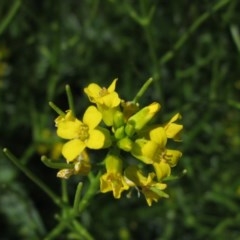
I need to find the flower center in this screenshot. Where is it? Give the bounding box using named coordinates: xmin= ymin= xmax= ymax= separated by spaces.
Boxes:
xmin=153 ymin=147 xmax=166 ymax=163
xmin=78 ymin=124 xmax=89 ymax=141
xmin=99 ymin=87 xmax=108 ymax=97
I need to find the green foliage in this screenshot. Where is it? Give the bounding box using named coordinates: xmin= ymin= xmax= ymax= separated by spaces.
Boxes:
xmin=1 ymin=0 xmax=240 ymax=239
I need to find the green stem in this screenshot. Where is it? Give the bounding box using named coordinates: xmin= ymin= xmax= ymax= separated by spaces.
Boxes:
xmin=49 ymin=101 xmax=65 ymax=116
xmin=73 ymin=220 xmax=94 ymax=240
xmin=139 ymin=0 xmax=162 ymax=101
xmin=61 ymin=179 xmax=69 ymax=204
xmin=41 ymin=156 xmax=74 ymax=169
xmin=159 ymin=0 xmax=231 ymax=65
xmin=21 ymin=143 xmax=36 ymax=164
xmin=78 ymin=172 xmax=100 ymax=213
xmin=3 ymin=148 xmax=62 ymax=207
xmin=43 ymin=221 xmax=67 ymax=240
xmin=65 ymin=84 xmax=75 ymax=116
xmin=73 ymin=182 xmax=83 ymax=213
xmin=61 ymin=179 xmax=70 ymax=220
xmin=0 ymin=0 xmax=21 ymax=35
xmin=133 ymin=77 xmax=153 ymax=103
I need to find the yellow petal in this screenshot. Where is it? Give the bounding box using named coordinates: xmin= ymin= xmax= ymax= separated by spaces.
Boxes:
xmin=83 ymin=106 xmax=102 ymax=129
xmin=166 ymin=124 xmax=183 ymax=139
xmin=112 ymin=177 xmax=129 ymax=198
xmin=142 ymin=189 xmax=160 ymax=206
xmin=62 ymin=139 xmax=86 ymax=162
xmin=86 ymin=129 xmax=105 ymax=149
xmin=100 ymin=174 xmax=112 ymax=193
xmin=131 ymin=139 xmax=157 ymax=164
xmin=149 ymin=127 xmax=167 ymax=147
xmin=125 ymin=165 xmax=147 ymax=186
xmin=141 ymin=140 xmax=160 ymax=163
xmin=164 ymin=113 xmax=183 ymax=139
xmin=153 ymin=162 xmax=171 ymax=180
xmin=55 ymin=110 xmax=74 ymax=126
xmin=97 ymin=105 xmax=118 ymax=126
xmin=107 ymin=78 xmax=117 ymax=92
xmin=101 ymin=92 xmax=121 ymax=107
xmin=100 ymin=172 xmax=129 ymax=199
xmin=84 ymin=83 xmax=102 ymax=102
xmin=165 ymin=149 xmax=182 ymax=167
xmin=105 ymin=154 xmax=122 ymax=173
xmin=57 ymin=119 xmax=82 ymax=139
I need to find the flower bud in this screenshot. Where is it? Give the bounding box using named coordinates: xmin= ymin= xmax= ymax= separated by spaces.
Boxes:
xmin=126 ymin=102 xmax=160 ymax=132
xmin=125 ymin=123 xmax=135 ymax=137
xmin=114 ymin=126 xmax=125 ymax=140
xmin=113 ymin=110 xmax=125 ymax=129
xmin=117 ymin=137 xmax=133 ymax=152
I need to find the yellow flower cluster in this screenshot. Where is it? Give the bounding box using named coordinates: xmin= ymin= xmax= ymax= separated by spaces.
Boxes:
xmin=52 ymin=79 xmax=183 ymax=206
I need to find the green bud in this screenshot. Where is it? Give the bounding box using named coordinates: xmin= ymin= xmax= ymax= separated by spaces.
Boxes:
xmin=113 ymin=110 xmax=125 ymax=129
xmin=125 ymin=123 xmax=135 ymax=137
xmin=117 ymin=137 xmax=133 ymax=152
xmin=126 ymin=102 xmax=160 ymax=131
xmin=114 ymin=126 xmax=125 ymax=140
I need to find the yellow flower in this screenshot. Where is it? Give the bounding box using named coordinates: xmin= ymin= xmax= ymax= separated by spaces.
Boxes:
xmin=131 ymin=127 xmax=182 ymax=179
xmin=55 ymin=106 xmax=111 ymax=162
xmin=84 ymin=79 xmax=121 ymax=107
xmin=84 ymin=79 xmax=121 ymax=126
xmin=100 ymin=154 xmax=129 ymax=198
xmin=164 ymin=113 xmax=183 ymax=141
xmin=125 ymin=165 xmax=168 ymax=206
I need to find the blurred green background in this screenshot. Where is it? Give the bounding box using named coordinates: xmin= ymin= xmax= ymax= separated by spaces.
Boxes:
xmin=1 ymin=0 xmax=240 ymax=239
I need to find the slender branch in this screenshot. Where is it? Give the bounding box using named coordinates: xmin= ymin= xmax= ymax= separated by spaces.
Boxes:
xmin=49 ymin=101 xmax=65 ymax=116
xmin=65 ymin=84 xmax=75 ymax=116
xmin=0 ymin=0 xmax=21 ymax=35
xmin=133 ymin=78 xmax=153 ymax=103
xmin=43 ymin=221 xmax=67 ymax=240
xmin=159 ymin=0 xmax=231 ymax=65
xmin=73 ymin=182 xmax=83 ymax=213
xmin=3 ymin=148 xmax=62 ymax=207
xmin=73 ymin=220 xmax=94 ymax=240
xmin=78 ymin=172 xmax=100 ymax=213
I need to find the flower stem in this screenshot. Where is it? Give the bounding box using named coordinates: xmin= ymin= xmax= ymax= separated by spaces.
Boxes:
xmin=65 ymin=84 xmax=75 ymax=117
xmin=73 ymin=182 xmax=83 ymax=213
xmin=159 ymin=0 xmax=231 ymax=65
xmin=133 ymin=77 xmax=153 ymax=104
xmin=3 ymin=148 xmax=62 ymax=207
xmin=73 ymin=220 xmax=94 ymax=240
xmin=49 ymin=101 xmax=65 ymax=116
xmin=0 ymin=0 xmax=21 ymax=35
xmin=41 ymin=155 xmax=74 ymax=169
xmin=78 ymin=172 xmax=100 ymax=213
xmin=43 ymin=221 xmax=67 ymax=240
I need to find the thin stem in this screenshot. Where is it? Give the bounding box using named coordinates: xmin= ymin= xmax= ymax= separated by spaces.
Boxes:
xmin=61 ymin=179 xmax=70 ymax=220
xmin=21 ymin=143 xmax=36 ymax=164
xmin=3 ymin=148 xmax=62 ymax=207
xmin=41 ymin=156 xmax=74 ymax=169
xmin=0 ymin=0 xmax=21 ymax=35
xmin=65 ymin=84 xmax=75 ymax=116
xmin=61 ymin=179 xmax=69 ymax=204
xmin=43 ymin=221 xmax=67 ymax=240
xmin=73 ymin=220 xmax=94 ymax=240
xmin=159 ymin=0 xmax=231 ymax=65
xmin=78 ymin=172 xmax=100 ymax=213
xmin=49 ymin=101 xmax=65 ymax=116
xmin=133 ymin=77 xmax=153 ymax=103
xmin=73 ymin=182 xmax=83 ymax=213
xmin=139 ymin=0 xmax=162 ymax=100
